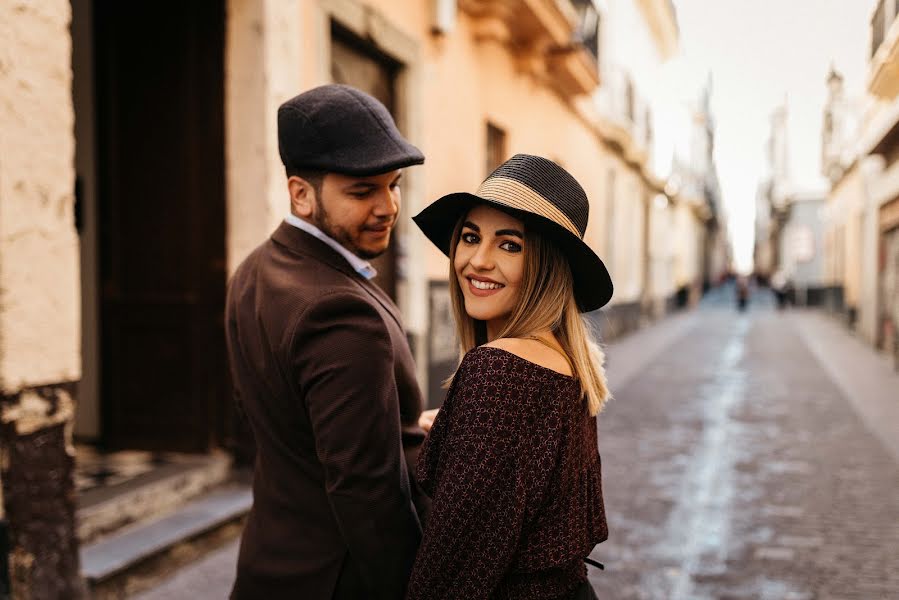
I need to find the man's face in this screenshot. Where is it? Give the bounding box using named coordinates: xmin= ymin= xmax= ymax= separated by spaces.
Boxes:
xmin=312 ymin=170 xmax=403 ymax=259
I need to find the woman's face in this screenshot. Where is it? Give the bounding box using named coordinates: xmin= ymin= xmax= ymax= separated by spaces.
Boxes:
xmin=453 ymin=204 xmax=525 ymax=337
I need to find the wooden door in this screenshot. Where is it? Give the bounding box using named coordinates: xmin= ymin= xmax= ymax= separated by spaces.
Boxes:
xmin=94 ymin=2 xmax=226 ymax=452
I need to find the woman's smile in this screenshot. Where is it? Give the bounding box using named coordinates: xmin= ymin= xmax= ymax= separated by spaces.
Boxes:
xmin=467 ymin=275 xmax=505 ymax=295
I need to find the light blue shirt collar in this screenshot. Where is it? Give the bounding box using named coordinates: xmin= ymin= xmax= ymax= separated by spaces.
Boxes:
xmin=284 ymin=213 xmax=377 ymax=280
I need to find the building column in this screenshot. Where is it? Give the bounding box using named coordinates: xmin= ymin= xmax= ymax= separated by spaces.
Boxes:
xmin=0 ymin=1 xmax=85 ymax=597
xmin=225 ymin=0 xmax=304 ymax=274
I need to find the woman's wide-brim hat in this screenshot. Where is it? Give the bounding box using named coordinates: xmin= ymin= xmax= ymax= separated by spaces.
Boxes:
xmin=412 ymin=153 xmax=613 ymax=312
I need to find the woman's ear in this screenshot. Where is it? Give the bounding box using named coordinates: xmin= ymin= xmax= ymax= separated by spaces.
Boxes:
xmin=287 ymin=176 xmax=315 ymax=218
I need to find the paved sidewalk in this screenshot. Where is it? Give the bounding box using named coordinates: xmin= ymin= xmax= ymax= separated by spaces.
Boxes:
xmin=132 ymin=539 xmax=239 ymax=600
xmin=790 ymin=310 xmax=899 ymax=463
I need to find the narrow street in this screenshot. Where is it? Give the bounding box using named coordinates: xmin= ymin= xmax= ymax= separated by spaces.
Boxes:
xmin=138 ymin=290 xmax=899 ymax=599
xmin=590 ymin=288 xmax=899 ymax=599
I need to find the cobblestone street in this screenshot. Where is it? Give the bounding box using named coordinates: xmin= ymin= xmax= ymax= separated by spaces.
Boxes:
xmin=138 ymin=292 xmax=899 ymax=599
xmin=590 ymin=291 xmax=899 ymax=600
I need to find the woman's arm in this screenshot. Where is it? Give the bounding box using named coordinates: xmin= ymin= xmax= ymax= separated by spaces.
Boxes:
xmin=406 ymin=429 xmax=526 ymax=599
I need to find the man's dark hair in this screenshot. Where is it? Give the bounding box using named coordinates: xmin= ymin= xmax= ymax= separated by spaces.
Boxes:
xmin=286 ymin=167 xmax=325 ymax=197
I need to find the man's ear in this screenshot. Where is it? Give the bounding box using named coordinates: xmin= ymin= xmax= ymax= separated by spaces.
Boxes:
xmin=288 ymin=176 xmax=315 ymax=218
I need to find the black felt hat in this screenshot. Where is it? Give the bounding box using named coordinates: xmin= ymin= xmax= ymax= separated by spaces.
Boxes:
xmin=413 ymin=154 xmax=613 ymax=312
xmin=277 ymin=84 xmax=425 ymax=176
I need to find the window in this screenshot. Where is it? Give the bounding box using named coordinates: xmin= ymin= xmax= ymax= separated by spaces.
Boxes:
xmin=625 ymin=77 xmax=635 ymax=123
xmin=486 ymin=122 xmax=507 ymax=177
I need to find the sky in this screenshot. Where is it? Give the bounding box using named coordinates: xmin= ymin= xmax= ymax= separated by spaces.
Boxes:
xmin=670 ymin=0 xmax=876 ymax=272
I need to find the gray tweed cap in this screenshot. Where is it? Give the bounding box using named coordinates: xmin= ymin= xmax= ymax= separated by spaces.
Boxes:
xmin=277 ymin=84 xmax=424 ymax=176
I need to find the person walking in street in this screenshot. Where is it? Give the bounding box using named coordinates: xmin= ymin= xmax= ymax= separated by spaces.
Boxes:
xmin=407 ymin=154 xmax=613 ymax=600
xmin=225 ymin=84 xmax=429 ymax=599
xmin=736 ymin=274 xmax=750 ymax=311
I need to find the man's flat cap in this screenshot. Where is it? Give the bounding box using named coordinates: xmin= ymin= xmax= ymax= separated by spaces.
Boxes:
xmin=277 ymin=84 xmax=425 ymax=177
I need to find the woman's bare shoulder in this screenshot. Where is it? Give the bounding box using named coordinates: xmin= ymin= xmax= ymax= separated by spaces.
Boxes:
xmin=483 ymin=337 xmax=572 ymax=377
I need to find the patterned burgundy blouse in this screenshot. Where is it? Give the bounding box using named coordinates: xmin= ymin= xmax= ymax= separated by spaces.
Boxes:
xmin=406 ymin=346 xmax=608 ymax=600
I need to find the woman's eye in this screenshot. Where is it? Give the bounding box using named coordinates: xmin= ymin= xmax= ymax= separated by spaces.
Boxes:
xmin=500 ymin=240 xmax=522 ymax=253
xmin=461 ymin=232 xmax=479 ymax=244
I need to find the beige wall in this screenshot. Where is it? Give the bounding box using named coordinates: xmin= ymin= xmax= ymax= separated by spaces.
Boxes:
xmin=673 ymin=200 xmax=703 ymax=292
xmin=861 ymin=22 xmax=899 ymax=343
xmin=0 ymin=0 xmax=81 ymax=392
xmin=648 ymin=195 xmax=676 ymax=310
xmin=599 ymin=162 xmax=639 ymax=304
xmin=825 ymin=164 xmax=866 ymax=307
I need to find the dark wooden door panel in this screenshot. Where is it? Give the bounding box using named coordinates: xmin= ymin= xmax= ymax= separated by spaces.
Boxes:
xmin=95 ymin=2 xmax=226 ymax=452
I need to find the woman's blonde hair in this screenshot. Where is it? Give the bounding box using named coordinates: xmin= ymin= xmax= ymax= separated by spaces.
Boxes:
xmin=446 ymin=211 xmax=611 ymax=415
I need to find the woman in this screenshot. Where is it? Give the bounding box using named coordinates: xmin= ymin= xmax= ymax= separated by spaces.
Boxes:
xmin=407 ymin=154 xmax=613 ymax=599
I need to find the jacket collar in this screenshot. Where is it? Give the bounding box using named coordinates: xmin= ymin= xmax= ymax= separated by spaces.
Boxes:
xmin=270 ymin=222 xmax=403 ymax=327
xmin=283 ymin=214 xmax=376 ymax=279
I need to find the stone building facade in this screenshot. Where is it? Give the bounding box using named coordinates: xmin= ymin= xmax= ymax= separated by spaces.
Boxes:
xmin=866 ymin=0 xmax=899 ymax=365
xmin=755 ymin=104 xmax=791 ymax=282
xmin=820 ymin=0 xmax=899 ymax=366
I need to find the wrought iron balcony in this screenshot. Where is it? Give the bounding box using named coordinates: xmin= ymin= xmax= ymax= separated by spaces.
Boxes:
xmin=459 ymin=0 xmax=600 ymax=97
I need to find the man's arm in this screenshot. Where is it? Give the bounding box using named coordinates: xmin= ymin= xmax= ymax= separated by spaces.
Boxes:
xmin=292 ymin=291 xmax=421 ymax=599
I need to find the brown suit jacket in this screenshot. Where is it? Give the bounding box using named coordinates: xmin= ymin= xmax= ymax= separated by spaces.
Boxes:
xmin=226 ymin=222 xmax=428 ymax=599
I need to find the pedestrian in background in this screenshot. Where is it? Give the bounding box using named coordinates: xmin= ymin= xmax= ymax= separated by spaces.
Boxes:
xmin=225 ymin=84 xmax=429 ymax=599
xmin=736 ymin=275 xmax=750 ymax=311
xmin=408 ymin=154 xmax=612 ymax=600
xmin=771 ymin=269 xmax=788 ymax=309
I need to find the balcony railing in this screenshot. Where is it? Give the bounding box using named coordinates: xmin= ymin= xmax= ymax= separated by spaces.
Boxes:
xmin=459 ymin=0 xmax=600 ymax=97
xmin=570 ymin=0 xmax=600 ymax=63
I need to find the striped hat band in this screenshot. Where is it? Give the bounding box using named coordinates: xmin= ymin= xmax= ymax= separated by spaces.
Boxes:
xmin=475 ymin=177 xmax=582 ymax=239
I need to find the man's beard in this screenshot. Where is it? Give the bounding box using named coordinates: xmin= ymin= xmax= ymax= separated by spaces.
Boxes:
xmin=313 ymin=202 xmax=390 ymax=260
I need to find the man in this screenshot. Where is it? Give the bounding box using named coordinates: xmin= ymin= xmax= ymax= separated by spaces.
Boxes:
xmin=225 ymin=84 xmax=429 ymax=599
